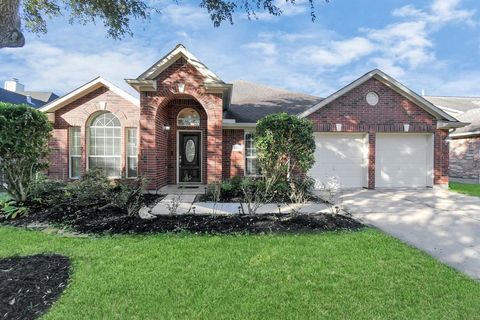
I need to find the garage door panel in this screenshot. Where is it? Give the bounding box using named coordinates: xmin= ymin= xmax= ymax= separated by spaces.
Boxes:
xmin=375 ymin=134 xmax=433 ymax=188
xmin=310 ymin=134 xmax=367 ymax=189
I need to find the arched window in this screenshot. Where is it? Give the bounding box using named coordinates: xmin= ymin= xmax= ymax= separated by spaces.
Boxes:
xmin=88 ymin=112 xmax=122 ymax=177
xmin=177 ymin=108 xmax=200 ymax=126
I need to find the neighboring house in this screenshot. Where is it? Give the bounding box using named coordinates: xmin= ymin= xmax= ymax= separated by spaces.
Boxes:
xmin=39 ymin=44 xmax=464 ymax=191
xmin=0 ymin=78 xmax=58 ymax=108
xmin=425 ymin=96 xmax=480 ymax=183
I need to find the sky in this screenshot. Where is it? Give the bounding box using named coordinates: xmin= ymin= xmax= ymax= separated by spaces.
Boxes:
xmin=1 ymin=0 xmax=480 ymax=98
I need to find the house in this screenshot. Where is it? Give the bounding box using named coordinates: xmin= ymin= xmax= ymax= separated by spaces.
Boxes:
xmin=1 ymin=78 xmax=58 ymax=108
xmin=424 ymin=96 xmax=480 ymax=184
xmin=39 ymin=44 xmax=464 ymax=191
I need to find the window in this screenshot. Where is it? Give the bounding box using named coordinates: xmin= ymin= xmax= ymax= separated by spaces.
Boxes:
xmin=69 ymin=127 xmax=81 ymax=179
xmin=177 ymin=108 xmax=200 ymax=126
xmin=245 ymin=132 xmax=261 ymax=176
xmin=366 ymin=91 xmax=379 ymax=106
xmin=88 ymin=112 xmax=121 ymax=177
xmin=126 ymin=128 xmax=138 ymax=178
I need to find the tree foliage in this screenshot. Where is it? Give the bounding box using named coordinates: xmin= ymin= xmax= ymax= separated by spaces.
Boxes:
xmin=0 ymin=103 xmax=52 ymax=202
xmin=1 ymin=0 xmax=328 ymax=48
xmin=255 ymin=112 xmax=315 ymax=180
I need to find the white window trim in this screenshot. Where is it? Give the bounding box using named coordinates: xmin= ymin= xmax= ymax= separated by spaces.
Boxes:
xmin=69 ymin=127 xmax=81 ymax=179
xmin=86 ymin=112 xmax=123 ymax=179
xmin=126 ymin=127 xmax=138 ymax=179
xmin=244 ymin=131 xmax=261 ymax=177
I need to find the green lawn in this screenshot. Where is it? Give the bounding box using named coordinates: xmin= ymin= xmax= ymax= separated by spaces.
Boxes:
xmin=1 ymin=227 xmax=479 ymax=319
xmin=450 ymin=182 xmax=480 ymax=197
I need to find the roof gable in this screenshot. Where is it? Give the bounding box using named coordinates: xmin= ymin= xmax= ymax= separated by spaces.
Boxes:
xmin=298 ymin=69 xmax=458 ymax=122
xmin=40 ymin=77 xmax=139 ymax=113
xmin=136 ymin=44 xmax=224 ymax=85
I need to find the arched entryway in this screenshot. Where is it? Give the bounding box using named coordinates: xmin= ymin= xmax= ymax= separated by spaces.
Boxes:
xmin=155 ymin=96 xmax=208 ymax=186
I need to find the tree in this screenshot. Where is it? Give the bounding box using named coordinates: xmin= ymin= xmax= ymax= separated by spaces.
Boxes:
xmin=255 ymin=112 xmax=315 ymax=181
xmin=0 ymin=103 xmax=52 ymax=202
xmin=0 ymin=0 xmax=328 ymax=48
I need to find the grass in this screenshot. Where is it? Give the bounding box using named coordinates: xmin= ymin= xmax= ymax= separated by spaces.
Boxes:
xmin=1 ymin=227 xmax=479 ymax=319
xmin=450 ymin=182 xmax=480 ymax=197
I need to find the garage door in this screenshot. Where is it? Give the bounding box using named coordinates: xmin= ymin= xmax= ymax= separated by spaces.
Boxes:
xmin=309 ymin=133 xmax=367 ymax=189
xmin=375 ymin=134 xmax=433 ymax=188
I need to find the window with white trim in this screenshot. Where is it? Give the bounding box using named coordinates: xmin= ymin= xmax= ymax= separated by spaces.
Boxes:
xmin=126 ymin=128 xmax=138 ymax=178
xmin=88 ymin=112 xmax=121 ymax=178
xmin=245 ymin=132 xmax=261 ymax=176
xmin=69 ymin=127 xmax=81 ymax=179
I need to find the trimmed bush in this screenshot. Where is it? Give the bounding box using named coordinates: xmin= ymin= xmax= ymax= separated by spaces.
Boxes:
xmin=0 ymin=103 xmax=52 ymax=202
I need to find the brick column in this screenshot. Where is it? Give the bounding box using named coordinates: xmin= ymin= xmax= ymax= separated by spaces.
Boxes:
xmin=206 ymin=111 xmax=223 ymax=183
xmin=139 ymin=98 xmax=159 ymax=190
xmin=434 ymin=129 xmax=449 ymax=185
xmin=368 ymin=132 xmax=376 ymax=189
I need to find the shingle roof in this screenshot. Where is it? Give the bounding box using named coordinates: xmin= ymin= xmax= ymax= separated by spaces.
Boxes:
xmin=424 ymin=96 xmax=480 ymax=135
xmin=0 ymin=88 xmax=46 ymax=108
xmin=225 ymin=80 xmax=323 ymax=123
xmin=424 ymin=96 xmax=480 ymax=113
xmin=22 ymin=91 xmax=58 ymax=103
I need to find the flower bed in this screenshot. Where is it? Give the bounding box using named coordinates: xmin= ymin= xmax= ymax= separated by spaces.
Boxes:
xmin=0 ymin=254 xmax=70 ymax=320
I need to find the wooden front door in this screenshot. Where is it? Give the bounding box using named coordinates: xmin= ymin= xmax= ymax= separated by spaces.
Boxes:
xmin=179 ymin=132 xmax=201 ymax=183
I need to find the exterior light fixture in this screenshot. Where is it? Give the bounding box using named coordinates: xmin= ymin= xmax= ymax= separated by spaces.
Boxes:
xmin=403 ymin=124 xmax=410 ymax=132
xmin=336 ymin=123 xmax=342 ymax=131
xmin=177 ymin=83 xmax=185 ymax=93
xmin=163 ymin=125 xmax=171 ymax=132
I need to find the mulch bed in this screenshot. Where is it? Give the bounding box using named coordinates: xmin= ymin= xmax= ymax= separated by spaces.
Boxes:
xmin=4 ymin=206 xmax=363 ymax=235
xmin=0 ymin=254 xmax=70 ymax=320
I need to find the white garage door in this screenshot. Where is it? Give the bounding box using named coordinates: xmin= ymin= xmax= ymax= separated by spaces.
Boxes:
xmin=309 ymin=133 xmax=367 ymax=189
xmin=375 ymin=134 xmax=433 ymax=188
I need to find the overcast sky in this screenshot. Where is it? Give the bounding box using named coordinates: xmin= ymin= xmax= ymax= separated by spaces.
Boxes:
xmin=1 ymin=0 xmax=479 ymax=98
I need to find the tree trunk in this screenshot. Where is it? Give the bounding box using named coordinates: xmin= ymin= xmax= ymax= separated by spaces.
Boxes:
xmin=0 ymin=0 xmax=25 ymax=48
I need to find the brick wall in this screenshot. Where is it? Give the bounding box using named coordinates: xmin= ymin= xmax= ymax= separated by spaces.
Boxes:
xmin=307 ymin=78 xmax=449 ymax=187
xmin=48 ymin=86 xmax=140 ymax=180
xmin=140 ymin=57 xmax=224 ymax=190
xmin=222 ymin=129 xmax=245 ymax=179
xmin=450 ymin=137 xmax=480 ymax=182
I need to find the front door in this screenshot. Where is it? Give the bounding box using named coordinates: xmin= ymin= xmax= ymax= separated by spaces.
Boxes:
xmin=179 ymin=132 xmax=201 ymax=183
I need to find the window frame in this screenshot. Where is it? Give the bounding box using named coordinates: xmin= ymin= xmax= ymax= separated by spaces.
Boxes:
xmin=177 ymin=108 xmax=201 ymax=127
xmin=244 ymin=131 xmax=261 ymax=177
xmin=69 ymin=126 xmax=81 ymax=179
xmin=86 ymin=112 xmax=122 ymax=179
xmin=125 ymin=127 xmax=138 ymax=178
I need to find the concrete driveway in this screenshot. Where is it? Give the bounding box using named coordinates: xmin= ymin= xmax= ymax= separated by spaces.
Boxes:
xmin=341 ymin=188 xmax=480 ymax=280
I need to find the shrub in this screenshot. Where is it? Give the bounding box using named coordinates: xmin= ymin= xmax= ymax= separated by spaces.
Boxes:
xmin=111 ymin=177 xmax=147 ymax=216
xmin=256 ymin=113 xmax=315 ymax=181
xmin=0 ymin=103 xmax=53 ymax=202
xmin=27 ymin=175 xmax=67 ymax=208
xmin=24 ymin=170 xmax=147 ymax=217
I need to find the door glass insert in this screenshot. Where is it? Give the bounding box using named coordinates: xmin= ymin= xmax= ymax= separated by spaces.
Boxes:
xmin=185 ymin=139 xmax=196 ymax=162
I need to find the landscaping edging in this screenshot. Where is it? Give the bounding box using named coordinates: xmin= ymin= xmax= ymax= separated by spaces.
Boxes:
xmin=0 ymin=254 xmax=70 ymax=320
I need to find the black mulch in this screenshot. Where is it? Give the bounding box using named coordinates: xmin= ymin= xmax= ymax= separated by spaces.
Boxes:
xmin=5 ymin=204 xmax=364 ymax=235
xmin=0 ymin=254 xmax=70 ymax=320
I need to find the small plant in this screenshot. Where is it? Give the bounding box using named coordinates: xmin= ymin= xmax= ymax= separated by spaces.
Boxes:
xmin=112 ymin=177 xmax=147 ymax=216
xmin=0 ymin=198 xmax=28 ymax=219
xmin=209 ymin=181 xmax=221 ymax=214
xmin=288 ymin=176 xmax=315 ymax=214
xmin=317 ymin=177 xmax=342 ymax=215
xmin=166 ymin=176 xmax=191 ymax=215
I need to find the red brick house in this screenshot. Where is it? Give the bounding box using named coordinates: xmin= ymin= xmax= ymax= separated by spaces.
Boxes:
xmin=40 ymin=44 xmax=465 ymax=191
